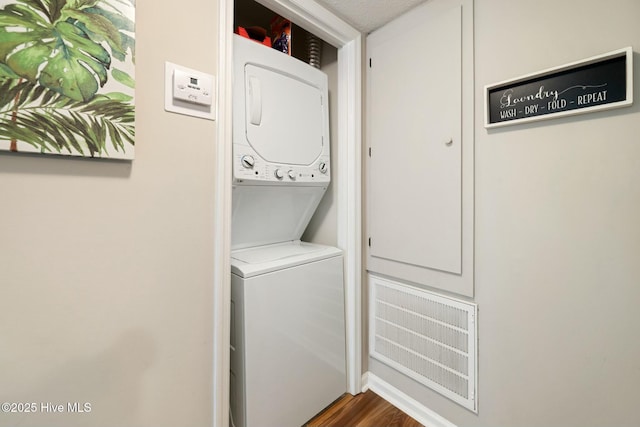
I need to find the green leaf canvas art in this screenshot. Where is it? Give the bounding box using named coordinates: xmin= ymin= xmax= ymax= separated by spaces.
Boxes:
xmin=0 ymin=0 xmax=135 ymax=159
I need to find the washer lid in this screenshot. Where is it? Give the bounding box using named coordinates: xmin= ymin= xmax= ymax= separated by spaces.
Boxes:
xmin=244 ymin=64 xmax=325 ymax=165
xmin=231 ymin=241 xmax=342 ymax=278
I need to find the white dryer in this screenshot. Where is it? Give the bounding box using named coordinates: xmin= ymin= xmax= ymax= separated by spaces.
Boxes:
xmin=230 ymin=35 xmax=346 ymax=427
xmin=232 ymin=33 xmax=331 ymax=250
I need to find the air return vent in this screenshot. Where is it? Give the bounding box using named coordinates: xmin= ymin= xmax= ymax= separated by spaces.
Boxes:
xmin=369 ymin=275 xmax=477 ymax=412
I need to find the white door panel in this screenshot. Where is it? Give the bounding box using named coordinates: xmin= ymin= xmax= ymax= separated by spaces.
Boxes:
xmin=369 ymin=5 xmax=462 ymax=274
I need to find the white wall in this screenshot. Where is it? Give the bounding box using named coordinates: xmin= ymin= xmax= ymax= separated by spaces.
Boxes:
xmin=0 ymin=0 xmax=218 ymax=425
xmin=303 ymin=40 xmax=339 ymax=247
xmin=369 ymin=0 xmax=640 ymax=426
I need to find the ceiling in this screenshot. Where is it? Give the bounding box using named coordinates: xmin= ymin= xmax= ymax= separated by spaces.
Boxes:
xmin=313 ymin=0 xmax=428 ymax=33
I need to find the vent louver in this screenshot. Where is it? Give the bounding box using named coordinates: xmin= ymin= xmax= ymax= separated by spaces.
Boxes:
xmin=369 ymin=275 xmax=477 ymax=412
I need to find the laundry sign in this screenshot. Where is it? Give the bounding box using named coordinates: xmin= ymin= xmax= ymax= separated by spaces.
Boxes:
xmin=485 ymin=47 xmax=633 ymax=128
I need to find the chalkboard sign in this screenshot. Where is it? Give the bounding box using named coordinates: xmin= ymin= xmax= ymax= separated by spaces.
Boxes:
xmin=485 ymin=47 xmax=633 ymax=128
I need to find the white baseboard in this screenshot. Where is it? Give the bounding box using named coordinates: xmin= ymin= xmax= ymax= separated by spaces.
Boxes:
xmin=362 ymin=372 xmax=457 ymax=427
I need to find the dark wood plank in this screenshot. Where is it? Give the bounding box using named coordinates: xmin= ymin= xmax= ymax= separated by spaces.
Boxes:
xmin=305 ymin=390 xmax=423 ymax=427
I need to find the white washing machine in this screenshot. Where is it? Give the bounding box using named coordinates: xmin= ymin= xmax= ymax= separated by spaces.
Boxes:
xmin=230 ymin=35 xmax=346 ymax=427
xmin=230 ymin=241 xmax=345 ymax=427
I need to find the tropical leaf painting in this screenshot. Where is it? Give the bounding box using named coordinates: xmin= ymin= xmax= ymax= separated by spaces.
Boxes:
xmin=0 ymin=0 xmax=135 ymax=159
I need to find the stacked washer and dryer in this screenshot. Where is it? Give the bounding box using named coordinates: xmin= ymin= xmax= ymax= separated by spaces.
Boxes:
xmin=230 ymin=35 xmax=347 ymax=427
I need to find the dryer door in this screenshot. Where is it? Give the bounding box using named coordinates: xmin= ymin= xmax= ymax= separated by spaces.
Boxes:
xmin=244 ymin=64 xmax=325 ymax=166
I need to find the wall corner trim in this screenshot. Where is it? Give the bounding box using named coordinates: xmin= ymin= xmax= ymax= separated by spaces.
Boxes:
xmin=361 ymin=371 xmax=370 ymax=392
xmin=364 ymin=372 xmax=458 ymax=427
xmin=213 ymin=1 xmax=234 ymax=426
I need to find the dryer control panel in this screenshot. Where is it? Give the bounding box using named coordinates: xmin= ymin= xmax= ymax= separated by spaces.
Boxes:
xmin=233 ymin=150 xmax=330 ymax=184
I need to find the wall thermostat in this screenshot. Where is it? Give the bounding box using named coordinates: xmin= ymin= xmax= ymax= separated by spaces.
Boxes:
xmin=164 ymin=62 xmax=216 ymax=120
xmin=173 ymin=69 xmax=213 ymax=106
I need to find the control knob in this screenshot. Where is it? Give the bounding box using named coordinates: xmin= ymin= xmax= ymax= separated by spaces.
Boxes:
xmin=319 ymin=162 xmax=328 ymax=174
xmin=288 ymin=170 xmax=296 ymax=180
xmin=241 ymin=155 xmax=255 ymax=169
xmin=274 ymin=169 xmax=284 ymax=180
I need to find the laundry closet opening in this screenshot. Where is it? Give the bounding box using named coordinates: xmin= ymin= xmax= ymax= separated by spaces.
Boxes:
xmin=229 ymin=1 xmax=345 ymax=427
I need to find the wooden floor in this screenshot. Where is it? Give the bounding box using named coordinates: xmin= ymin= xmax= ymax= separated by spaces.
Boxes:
xmin=305 ymin=390 xmax=423 ymax=427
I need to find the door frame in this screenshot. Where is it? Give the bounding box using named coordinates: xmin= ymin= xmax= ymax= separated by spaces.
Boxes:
xmin=213 ymin=1 xmax=363 ymax=426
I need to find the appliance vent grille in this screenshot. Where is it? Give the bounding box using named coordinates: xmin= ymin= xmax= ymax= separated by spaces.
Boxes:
xmin=369 ymin=275 xmax=477 ymax=412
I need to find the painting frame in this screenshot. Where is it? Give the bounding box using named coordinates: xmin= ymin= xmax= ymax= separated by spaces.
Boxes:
xmin=0 ymin=0 xmax=136 ymax=159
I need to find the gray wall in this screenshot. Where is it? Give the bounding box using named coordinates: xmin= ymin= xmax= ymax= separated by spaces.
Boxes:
xmin=0 ymin=0 xmax=218 ymax=425
xmin=369 ymin=0 xmax=640 ymax=426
